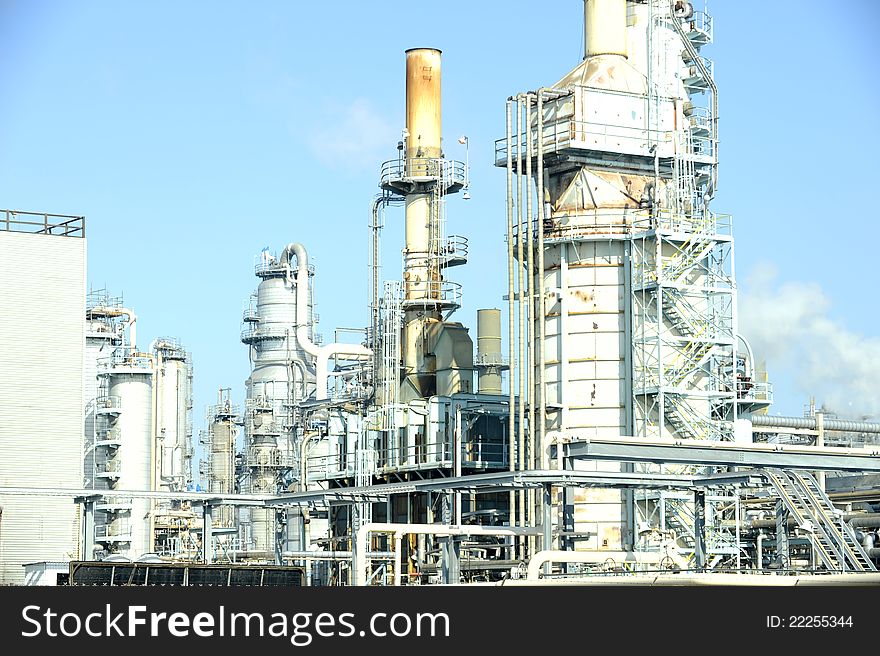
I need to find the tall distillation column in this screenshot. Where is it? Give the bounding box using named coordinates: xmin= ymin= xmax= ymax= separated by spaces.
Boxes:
xmin=152 ymin=338 xmax=195 ymax=553
xmin=203 ymin=388 xmax=240 ymax=531
xmin=241 ymin=249 xmax=317 ymax=555
xmin=95 ymin=347 xmax=154 ymax=558
xmin=153 ymin=339 xmax=193 ymax=494
xmin=85 ymin=293 xmax=130 ymax=554
xmin=84 ymin=291 xmax=125 ymax=493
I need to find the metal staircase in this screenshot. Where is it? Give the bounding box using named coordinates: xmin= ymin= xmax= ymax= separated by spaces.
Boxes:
xmin=764 ymin=468 xmax=876 ymax=572
xmin=665 ymin=497 xmax=696 ymax=549
xmin=662 ymin=288 xmax=707 ymax=336
xmin=661 ymin=224 xmax=715 ymax=283
xmin=664 ymin=339 xmax=713 ymax=387
xmin=664 ymin=396 xmax=701 ymax=440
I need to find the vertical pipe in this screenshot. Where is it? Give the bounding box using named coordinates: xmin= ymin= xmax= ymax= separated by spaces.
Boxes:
xmin=203 ymin=503 xmax=213 ymax=564
xmin=149 ymin=353 xmax=158 ymax=552
xmin=525 ymin=94 xmax=535 ymax=554
xmin=370 ymin=197 xmax=384 ymax=389
xmin=537 ymin=89 xmax=546 ymax=470
xmin=516 ymin=96 xmax=526 ymax=555
xmin=582 ymin=0 xmax=589 ymax=60
xmin=693 ymin=490 xmax=706 ymax=572
xmin=542 ymin=484 xmax=553 ymax=576
xmin=816 ymin=412 xmax=826 ymax=492
xmin=506 ymin=100 xmax=516 ymax=538
xmin=454 ymin=405 xmax=462 ymax=526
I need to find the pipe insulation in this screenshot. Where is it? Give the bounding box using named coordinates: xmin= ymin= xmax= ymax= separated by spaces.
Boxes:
xmin=750 ymin=414 xmax=880 ymax=434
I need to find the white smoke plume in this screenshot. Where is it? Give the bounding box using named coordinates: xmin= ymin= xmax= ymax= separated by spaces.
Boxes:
xmin=738 ymin=263 xmax=880 ymax=418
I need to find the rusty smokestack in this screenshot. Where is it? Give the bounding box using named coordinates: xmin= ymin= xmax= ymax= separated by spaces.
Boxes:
xmin=405 ymin=48 xmax=442 ymax=160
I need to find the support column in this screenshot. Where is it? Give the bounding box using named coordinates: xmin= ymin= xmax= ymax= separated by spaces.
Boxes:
xmin=775 ymin=501 xmax=789 ymax=569
xmin=693 ymin=490 xmax=706 ymax=572
xmin=275 ymin=508 xmax=284 ymax=565
xmin=440 ymin=536 xmax=461 ymax=584
xmin=77 ymin=496 xmax=96 ymax=561
xmin=815 ymin=412 xmax=826 ymax=492
xmin=203 ymin=503 xmax=214 ymax=564
xmin=542 ymin=484 xmax=553 ymax=576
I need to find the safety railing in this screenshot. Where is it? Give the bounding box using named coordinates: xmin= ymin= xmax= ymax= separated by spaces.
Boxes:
xmin=310 ymin=435 xmax=509 ymax=475
xmin=96 ymin=395 xmax=123 ymax=413
xmin=687 ymin=106 xmax=712 ymax=134
xmin=495 ymin=117 xmax=673 ymax=166
xmin=438 ymin=234 xmax=468 ymax=266
xmin=737 ymin=380 xmax=773 ymax=403
xmin=379 ymin=158 xmax=466 ymax=189
xmin=376 ymin=437 xmax=509 ymax=471
xmin=100 ymin=460 xmax=123 ymax=475
xmin=242 ymin=304 xmax=260 ymax=323
xmin=683 ymin=10 xmax=713 ymax=45
xmin=244 ymin=451 xmax=293 ymax=469
xmin=517 ymin=210 xmax=732 ymax=247
xmin=1 ymin=209 xmax=85 ymax=238
xmin=95 ymin=428 xmax=123 ymax=447
xmin=682 ymin=56 xmax=714 ymax=88
xmin=240 ymin=324 xmax=293 ymax=342
xmin=400 ymin=279 xmax=462 ymax=309
xmin=95 ymin=522 xmax=132 ymax=540
xmin=87 ymin=289 xmax=125 ymax=312
xmin=254 ymin=258 xmax=315 ymax=278
xmin=95 ymin=497 xmax=134 ymax=512
xmin=98 ymin=350 xmax=154 ymax=370
xmin=474 ymin=352 xmax=509 ymax=367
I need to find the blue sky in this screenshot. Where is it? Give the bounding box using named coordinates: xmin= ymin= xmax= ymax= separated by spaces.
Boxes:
xmin=2 ymin=0 xmax=879 ymax=457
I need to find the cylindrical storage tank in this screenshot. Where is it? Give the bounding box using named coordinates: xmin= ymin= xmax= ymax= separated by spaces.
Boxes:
xmin=476 ymin=309 xmax=503 ymax=395
xmin=108 ymin=366 xmax=153 ymax=558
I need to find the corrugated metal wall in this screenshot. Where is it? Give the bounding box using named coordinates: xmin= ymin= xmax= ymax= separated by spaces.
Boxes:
xmin=0 ymin=231 xmax=85 ymax=583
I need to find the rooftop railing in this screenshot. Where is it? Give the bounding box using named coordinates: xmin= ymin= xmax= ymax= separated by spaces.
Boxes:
xmin=1 ymin=209 xmax=85 ymax=238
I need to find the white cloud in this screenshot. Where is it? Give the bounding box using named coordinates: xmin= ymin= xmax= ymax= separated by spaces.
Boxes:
xmin=306 ymin=98 xmax=396 ymax=172
xmin=738 ymin=263 xmax=880 ymax=418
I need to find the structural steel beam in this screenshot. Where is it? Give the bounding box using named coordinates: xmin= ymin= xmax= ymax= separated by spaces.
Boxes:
xmin=267 ymin=469 xmax=765 ymax=507
xmin=556 ymin=437 xmax=880 ymax=472
xmin=1 ymin=487 xmax=271 ymax=505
